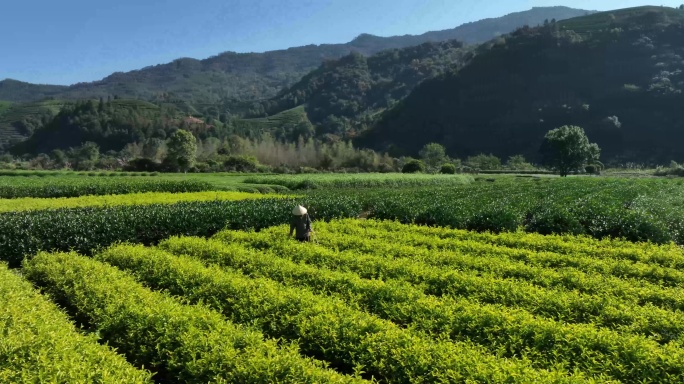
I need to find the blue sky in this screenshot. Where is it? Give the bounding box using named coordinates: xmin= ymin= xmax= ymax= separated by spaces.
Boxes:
xmin=2 ymin=0 xmax=681 ymax=85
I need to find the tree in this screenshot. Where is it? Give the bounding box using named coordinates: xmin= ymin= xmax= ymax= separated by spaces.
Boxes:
xmin=50 ymin=149 xmax=68 ymax=167
xmin=402 ymin=159 xmax=425 ymax=173
xmin=540 ymin=125 xmax=601 ymax=177
xmin=419 ymin=143 xmax=446 ymax=170
xmin=167 ymin=130 xmax=197 ymax=172
xmin=142 ymin=138 xmax=166 ymax=161
xmin=506 ymin=155 xmax=534 ymax=170
xmin=78 ymin=142 xmax=100 ymax=163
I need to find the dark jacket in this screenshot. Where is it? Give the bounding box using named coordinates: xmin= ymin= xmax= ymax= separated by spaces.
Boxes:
xmin=290 ymin=214 xmax=311 ymax=239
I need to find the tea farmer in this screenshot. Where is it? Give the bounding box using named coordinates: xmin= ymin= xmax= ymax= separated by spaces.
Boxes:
xmin=290 ymin=205 xmax=312 ymax=242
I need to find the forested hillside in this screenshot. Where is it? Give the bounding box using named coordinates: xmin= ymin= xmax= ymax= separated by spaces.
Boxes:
xmin=10 ymin=99 xmax=202 ymax=155
xmin=0 ymin=7 xmax=592 ymax=106
xmin=256 ymin=40 xmax=472 ymax=140
xmin=360 ymin=6 xmax=684 ymax=164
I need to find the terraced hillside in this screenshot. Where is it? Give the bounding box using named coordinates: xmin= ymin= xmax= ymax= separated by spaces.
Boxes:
xmin=231 ymin=105 xmax=314 ymax=140
xmin=0 ymin=100 xmax=68 ymax=149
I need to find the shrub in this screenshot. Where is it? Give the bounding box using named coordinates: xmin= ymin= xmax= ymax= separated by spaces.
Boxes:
xmin=465 ymin=208 xmax=520 ymax=233
xmin=585 ymin=164 xmax=601 ymax=174
xmin=297 ymin=167 xmax=319 ymax=174
xmin=525 ymin=208 xmax=585 ymax=235
xmin=440 ymin=163 xmax=457 ymax=174
xmin=466 ymin=154 xmax=502 ymax=170
xmin=23 ymin=253 xmax=357 ymax=383
xmin=402 ymin=159 xmax=425 ymax=173
xmin=223 ymin=155 xmax=259 ymax=173
xmin=0 ymin=178 xmax=213 ymax=199
xmin=124 ymin=158 xmax=161 ymax=172
xmin=0 ymin=263 xmax=153 ymax=383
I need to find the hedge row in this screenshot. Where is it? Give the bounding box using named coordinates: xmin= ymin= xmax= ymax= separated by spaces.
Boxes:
xmin=98 ymin=244 xmax=568 ymax=383
xmin=23 ymin=252 xmax=364 ymax=383
xmin=0 ymin=263 xmax=152 ymax=383
xmin=160 ymin=235 xmax=684 ymax=382
xmin=0 ymin=196 xmax=362 ymax=267
xmin=219 ymin=230 xmax=684 ymax=343
xmin=243 ymin=173 xmax=474 ymax=190
xmin=0 ymin=191 xmax=279 ymax=213
xmin=0 ymin=177 xmax=213 ymax=198
xmin=308 ymin=221 xmax=684 ymax=307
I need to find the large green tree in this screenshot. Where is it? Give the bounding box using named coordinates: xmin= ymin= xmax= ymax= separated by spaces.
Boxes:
xmin=419 ymin=143 xmax=447 ymax=170
xmin=540 ymin=125 xmax=600 ymax=177
xmin=167 ymin=130 xmax=197 ymax=172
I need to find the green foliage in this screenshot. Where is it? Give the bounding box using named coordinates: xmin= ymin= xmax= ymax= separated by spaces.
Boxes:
xmin=440 ymin=163 xmax=457 ymax=174
xmin=541 ymin=126 xmax=600 ymax=176
xmin=0 ymin=99 xmax=66 ymax=150
xmin=465 ymin=207 xmax=520 ymax=233
xmin=525 ymin=207 xmax=586 ymax=235
xmin=0 ymin=195 xmax=362 ymax=267
xmin=584 ymin=164 xmax=600 ymax=174
xmin=261 ymin=42 xmax=471 ymax=139
xmin=0 ymin=101 xmax=12 ymax=115
xmin=222 ymin=155 xmax=260 ymax=172
xmin=465 ymin=154 xmax=501 ymax=170
xmin=99 ymin=243 xmax=560 ymax=383
xmin=506 ymin=155 xmax=535 ymax=170
xmin=231 ymin=106 xmax=315 ymax=142
xmin=246 ymin=173 xmax=473 ymax=190
xmin=166 ymin=224 xmax=684 ymax=382
xmin=654 ymin=161 xmax=684 ymax=177
xmin=0 ymin=176 xmax=211 ymax=198
xmin=0 ymin=263 xmax=152 ymax=383
xmin=5 ymin=176 xmax=684 ymax=269
xmin=419 ymin=143 xmax=447 ymax=169
xmin=402 ymin=159 xmax=425 ymax=173
xmin=166 ymin=129 xmax=197 ymax=172
xmin=364 ymin=9 xmax=684 ymax=164
xmin=10 ymin=99 xmax=183 ymax=156
xmin=23 ymin=252 xmax=361 ymax=383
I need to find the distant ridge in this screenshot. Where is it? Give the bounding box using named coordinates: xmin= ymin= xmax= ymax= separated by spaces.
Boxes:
xmin=0 ymin=6 xmax=594 ymax=105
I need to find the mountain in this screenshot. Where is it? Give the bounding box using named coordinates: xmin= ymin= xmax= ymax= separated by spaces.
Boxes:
xmin=252 ymin=40 xmax=473 ymax=141
xmin=0 ymin=6 xmax=593 ymax=108
xmin=9 ymin=99 xmax=213 ymax=155
xmin=359 ymin=6 xmax=684 ymax=165
xmin=0 ymin=79 xmax=68 ymax=103
xmin=349 ymin=6 xmax=595 ymax=47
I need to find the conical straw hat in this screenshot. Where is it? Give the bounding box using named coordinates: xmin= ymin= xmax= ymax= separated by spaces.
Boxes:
xmin=292 ymin=205 xmax=307 ymax=215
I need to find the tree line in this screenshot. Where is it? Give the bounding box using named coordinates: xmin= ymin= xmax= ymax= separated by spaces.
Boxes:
xmin=0 ymin=125 xmax=602 ymax=177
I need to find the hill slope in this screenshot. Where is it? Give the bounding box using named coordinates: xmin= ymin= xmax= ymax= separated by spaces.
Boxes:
xmin=0 ymin=100 xmax=69 ymax=149
xmin=359 ymin=6 xmax=684 ymax=164
xmin=9 ymin=99 xmax=193 ymax=155
xmin=254 ymin=40 xmax=472 ymax=140
xmin=0 ymin=79 xmax=68 ymax=103
xmin=0 ymin=6 xmax=593 ymax=107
